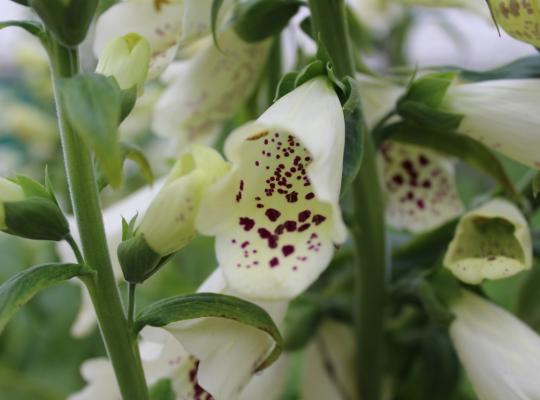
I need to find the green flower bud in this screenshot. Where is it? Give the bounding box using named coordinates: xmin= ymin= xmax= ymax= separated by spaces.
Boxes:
xmin=489 ymin=0 xmax=540 ymax=47
xmin=0 ymin=176 xmax=70 ymax=241
xmin=96 ymin=33 xmax=151 ymax=92
xmin=443 ymin=198 xmax=532 ymax=284
xmin=29 ymin=0 xmax=98 ymax=47
xmin=118 ymin=145 xmax=229 ymax=283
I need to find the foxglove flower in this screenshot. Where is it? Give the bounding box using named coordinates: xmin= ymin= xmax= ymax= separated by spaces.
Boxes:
xmin=69 ymin=268 xmax=288 ymax=400
xmin=152 ymin=29 xmax=271 ymax=146
xmin=380 ymin=141 xmax=464 ymax=233
xmin=489 ymin=0 xmax=540 ymax=48
xmin=443 ymin=198 xmax=532 ymax=284
xmin=442 ymin=79 xmax=540 ymax=169
xmin=450 ymin=291 xmax=540 ymax=400
xmin=196 ymin=78 xmax=347 ymax=300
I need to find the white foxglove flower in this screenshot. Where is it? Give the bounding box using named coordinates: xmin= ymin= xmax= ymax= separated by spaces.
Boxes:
xmin=165 ymin=268 xmax=288 ymax=399
xmin=0 ymin=177 xmax=25 ymax=230
xmin=444 ymin=198 xmax=532 ymax=284
xmin=96 ymin=33 xmax=151 ymax=91
xmin=380 ymin=141 xmax=464 ymax=233
xmin=69 ymin=268 xmax=288 ymax=400
xmin=152 ymin=29 xmax=271 ymax=146
xmin=450 ymin=291 xmax=540 ymax=400
xmin=196 ymin=78 xmax=347 ymax=300
xmin=442 ymin=79 xmax=540 ymax=169
xmin=136 ymin=145 xmax=229 ymax=257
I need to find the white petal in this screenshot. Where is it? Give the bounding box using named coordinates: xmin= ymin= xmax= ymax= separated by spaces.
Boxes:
xmin=450 ymin=291 xmax=540 ymax=400
xmin=444 ymin=198 xmax=532 ymax=284
xmin=68 ymin=358 xmax=118 ymax=400
xmin=196 ymin=78 xmax=346 ymax=300
xmin=239 ymin=354 xmax=290 ymax=400
xmin=380 ymin=140 xmax=464 ymax=233
xmin=443 ymin=79 xmax=540 ymax=169
xmin=152 ymin=29 xmax=271 ymax=146
xmin=93 ymin=1 xmax=184 ymax=78
xmin=300 ymin=320 xmax=357 ymax=400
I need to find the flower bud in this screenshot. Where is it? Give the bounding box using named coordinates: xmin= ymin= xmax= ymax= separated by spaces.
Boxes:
xmin=489 ymin=0 xmax=540 ymax=48
xmin=0 ymin=176 xmax=70 ymax=241
xmin=96 ymin=33 xmax=151 ymax=92
xmin=443 ymin=198 xmax=532 ymax=284
xmin=118 ymin=146 xmax=229 ymax=283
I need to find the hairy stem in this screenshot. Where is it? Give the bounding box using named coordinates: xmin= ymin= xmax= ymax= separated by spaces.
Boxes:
xmin=47 ymin=37 xmax=149 ymax=400
xmin=307 ymin=1 xmax=387 ymax=399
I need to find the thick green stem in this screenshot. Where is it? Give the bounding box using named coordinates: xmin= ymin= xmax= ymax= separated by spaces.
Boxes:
xmin=307 ymin=1 xmax=386 ymax=399
xmin=47 ymin=38 xmax=149 ymax=400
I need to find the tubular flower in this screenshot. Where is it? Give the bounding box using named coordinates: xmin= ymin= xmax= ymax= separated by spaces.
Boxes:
xmin=489 ymin=0 xmax=540 ymax=48
xmin=93 ymin=0 xmax=233 ymax=79
xmin=152 ymin=29 xmax=271 ymax=146
xmin=379 ymin=141 xmax=464 ymax=233
xmin=450 ymin=291 xmax=540 ymax=400
xmin=442 ymin=79 xmax=540 ymax=168
xmin=443 ymin=198 xmax=532 ymax=284
xmin=196 ymin=77 xmax=347 ymax=300
xmin=69 ymin=269 xmax=288 ymax=400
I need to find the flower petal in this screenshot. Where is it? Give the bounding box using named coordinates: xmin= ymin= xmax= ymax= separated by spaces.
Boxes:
xmin=380 ymin=140 xmax=464 ymax=233
xmin=152 ymin=29 xmax=271 ymax=146
xmin=165 ymin=268 xmax=288 ymax=399
xmin=450 ymin=291 xmax=540 ymax=400
xmin=444 ymin=198 xmax=532 ymax=284
xmin=93 ymin=0 xmax=184 ymax=79
xmin=239 ymin=355 xmax=289 ymax=400
xmin=196 ymin=78 xmax=346 ymax=299
xmin=442 ymin=79 xmax=540 ymax=169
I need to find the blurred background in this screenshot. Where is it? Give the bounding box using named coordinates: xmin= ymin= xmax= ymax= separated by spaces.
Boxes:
xmin=0 ymin=1 xmax=537 ymax=399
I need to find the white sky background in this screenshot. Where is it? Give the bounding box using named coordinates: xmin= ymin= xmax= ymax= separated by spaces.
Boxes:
xmin=0 ymin=1 xmax=536 ymax=70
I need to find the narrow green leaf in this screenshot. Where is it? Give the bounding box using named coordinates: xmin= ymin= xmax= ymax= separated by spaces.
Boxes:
xmin=294 ymin=59 xmax=326 ymax=88
xmin=211 ymin=0 xmax=225 ymax=49
xmin=0 ymin=263 xmax=91 ymax=333
xmin=397 ymin=101 xmax=463 ymax=132
xmin=60 ymin=73 xmax=123 ymax=187
xmin=120 ymin=142 xmax=154 ymax=185
xmin=0 ymin=20 xmax=45 ymax=40
xmin=399 ymin=72 xmax=456 ymax=109
xmin=135 ymin=292 xmax=283 ymax=371
xmin=392 ymin=123 xmax=519 ymax=201
xmin=274 ymin=71 xmax=299 ymax=101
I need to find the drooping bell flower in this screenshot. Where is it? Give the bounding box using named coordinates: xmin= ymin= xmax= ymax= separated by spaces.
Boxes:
xmin=151 ymin=28 xmax=271 ymax=146
xmin=379 ymin=140 xmax=464 ymax=233
xmin=450 ymin=291 xmax=540 ymax=400
xmin=196 ymin=77 xmax=347 ymax=300
xmin=443 ymin=198 xmax=532 ymax=284
xmin=442 ymin=79 xmax=540 ymax=169
xmin=488 ymin=0 xmax=540 ymax=48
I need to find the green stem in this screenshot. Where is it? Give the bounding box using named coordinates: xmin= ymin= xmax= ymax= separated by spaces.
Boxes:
xmin=127 ymin=282 xmax=136 ymax=328
xmin=65 ymin=233 xmax=84 ymax=265
xmin=307 ymin=1 xmax=386 ymax=399
xmin=46 ymin=37 xmax=149 ymax=400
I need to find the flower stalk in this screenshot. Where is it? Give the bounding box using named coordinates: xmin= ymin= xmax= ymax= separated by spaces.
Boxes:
xmin=307 ymin=1 xmax=387 ymax=399
xmin=46 ymin=36 xmax=149 ymax=400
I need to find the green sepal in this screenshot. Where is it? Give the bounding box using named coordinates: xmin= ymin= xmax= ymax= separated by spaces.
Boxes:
xmin=233 ymin=0 xmax=302 ymax=42
xmin=211 ymin=0 xmax=225 ymax=49
xmin=120 ymin=86 xmax=137 ymax=122
xmin=4 ymin=198 xmax=69 ymax=241
xmin=399 ymin=72 xmax=456 ymax=109
xmin=117 ymin=234 xmax=163 ymax=284
xmin=60 ymin=73 xmax=124 ymax=188
xmin=274 ymin=71 xmax=299 ymax=101
xmin=340 ymin=77 xmax=365 ymax=196
xmin=0 ymin=262 xmax=92 ymax=333
xmin=149 ymin=379 xmax=175 ymax=400
xmin=135 ymin=292 xmax=283 ymax=371
xmin=29 ymin=0 xmax=98 ymax=47
xmin=397 ymin=101 xmax=463 ymax=132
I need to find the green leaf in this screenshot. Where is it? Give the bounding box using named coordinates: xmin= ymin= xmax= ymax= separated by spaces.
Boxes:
xmin=397 ymin=101 xmax=463 ymax=132
xmin=399 ymin=72 xmax=456 ymax=109
xmin=0 ymin=20 xmax=45 ymax=41
xmin=294 ymin=59 xmax=326 ymax=88
xmin=211 ymin=0 xmax=225 ymax=49
xmin=274 ymin=72 xmax=299 ymax=101
xmin=149 ymin=379 xmax=175 ymax=400
xmin=392 ymin=123 xmax=519 ymax=201
xmin=0 ymin=263 xmax=91 ymax=333
xmin=120 ymin=142 xmax=154 ymax=185
xmin=233 ymin=0 xmax=301 ymax=42
xmin=60 ymin=73 xmax=123 ymax=188
xmin=459 ymin=55 xmax=540 ymax=81
xmin=135 ymin=292 xmax=283 ymax=371
xmin=120 ymin=86 xmax=137 ymax=122
xmin=340 ymin=77 xmax=364 ymax=195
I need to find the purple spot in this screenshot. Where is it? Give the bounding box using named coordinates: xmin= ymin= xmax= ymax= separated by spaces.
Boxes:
xmin=269 ymin=257 xmax=279 ymax=268
xmin=392 ymin=174 xmax=404 ymax=185
xmin=265 ymin=208 xmax=281 ymax=222
xmin=241 ymin=241 xmax=250 ymax=249
xmin=298 ymin=223 xmax=311 ymax=232
xmin=282 ymin=245 xmax=295 ymax=257
xmin=312 ymin=215 xmax=326 ymax=225
xmin=286 ymin=192 xmax=298 ymax=203
xmin=239 ymin=217 xmax=255 ymax=231
xmin=298 ymin=210 xmax=311 ymax=222
xmin=419 ymin=154 xmax=429 ymax=166
xmin=284 ymin=220 xmax=297 ymax=232
xmin=305 ymin=192 xmax=315 ymax=200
